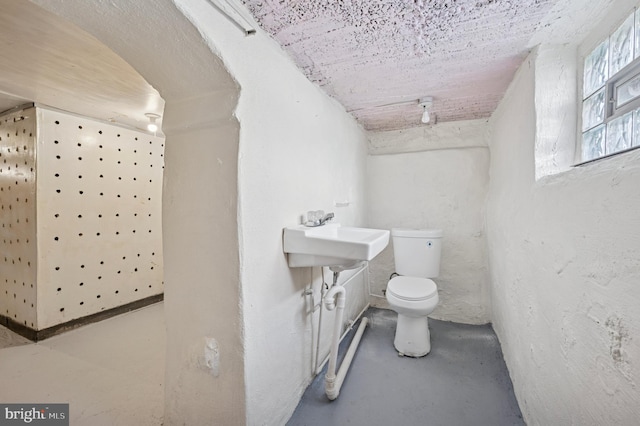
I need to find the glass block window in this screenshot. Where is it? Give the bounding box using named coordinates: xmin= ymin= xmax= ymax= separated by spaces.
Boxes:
xmin=581 ymin=8 xmax=640 ymax=162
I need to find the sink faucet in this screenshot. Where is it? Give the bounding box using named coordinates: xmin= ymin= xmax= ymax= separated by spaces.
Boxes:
xmin=319 ymin=212 xmax=334 ymax=225
xmin=305 ymin=211 xmax=335 ymax=227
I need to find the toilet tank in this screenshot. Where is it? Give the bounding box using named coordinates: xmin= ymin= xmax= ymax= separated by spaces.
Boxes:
xmin=391 ymin=228 xmax=443 ymax=277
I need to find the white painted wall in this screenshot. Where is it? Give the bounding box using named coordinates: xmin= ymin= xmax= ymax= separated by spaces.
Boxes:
xmin=175 ymin=2 xmax=370 ymax=425
xmin=1 ymin=104 xmax=164 ymax=333
xmin=486 ymin=44 xmax=640 ymax=424
xmin=367 ymin=121 xmax=491 ymax=325
xmin=36 ymin=106 xmax=164 ymax=330
xmin=0 ymin=107 xmax=37 ymax=330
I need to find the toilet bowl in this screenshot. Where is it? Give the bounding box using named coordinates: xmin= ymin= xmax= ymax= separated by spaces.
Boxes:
xmin=386 ymin=228 xmax=442 ymax=357
xmin=387 ymin=276 xmax=439 ymax=356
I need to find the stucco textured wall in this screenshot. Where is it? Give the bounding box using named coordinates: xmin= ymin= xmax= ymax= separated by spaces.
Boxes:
xmin=177 ymin=2 xmax=370 ymax=425
xmin=486 ymin=47 xmax=640 ymax=425
xmin=367 ymin=129 xmax=491 ymax=325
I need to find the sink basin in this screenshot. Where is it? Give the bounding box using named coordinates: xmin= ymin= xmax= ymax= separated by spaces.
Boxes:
xmin=283 ymin=223 xmax=390 ymax=268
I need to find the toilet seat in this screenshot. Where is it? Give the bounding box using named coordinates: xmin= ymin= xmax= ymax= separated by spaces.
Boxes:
xmin=387 ymin=276 xmax=437 ymax=301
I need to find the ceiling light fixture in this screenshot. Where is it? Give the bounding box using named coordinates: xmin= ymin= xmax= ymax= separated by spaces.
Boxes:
xmin=419 ymin=97 xmax=433 ymax=124
xmin=145 ymin=113 xmax=160 ymax=133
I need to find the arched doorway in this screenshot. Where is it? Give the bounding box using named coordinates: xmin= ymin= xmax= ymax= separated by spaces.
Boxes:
xmin=29 ymin=0 xmax=245 ymax=423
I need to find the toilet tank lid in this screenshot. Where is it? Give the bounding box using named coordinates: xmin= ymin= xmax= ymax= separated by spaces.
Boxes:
xmin=391 ymin=228 xmax=443 ymax=238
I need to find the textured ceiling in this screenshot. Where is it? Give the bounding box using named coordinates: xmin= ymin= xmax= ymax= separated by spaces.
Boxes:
xmin=242 ymin=0 xmax=559 ymax=131
xmin=0 ymin=0 xmax=609 ymax=134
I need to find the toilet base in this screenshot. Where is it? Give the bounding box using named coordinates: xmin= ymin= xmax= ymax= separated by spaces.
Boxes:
xmin=394 ymin=313 xmax=431 ymax=357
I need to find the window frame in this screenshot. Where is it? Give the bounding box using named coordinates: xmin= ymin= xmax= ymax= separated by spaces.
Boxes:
xmin=577 ymin=7 xmax=640 ymax=166
xmin=609 ymin=58 xmax=640 ymax=116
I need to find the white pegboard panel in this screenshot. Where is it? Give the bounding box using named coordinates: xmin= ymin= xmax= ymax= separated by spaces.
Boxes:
xmin=36 ymin=107 xmax=164 ymax=329
xmin=0 ymin=106 xmax=38 ymax=329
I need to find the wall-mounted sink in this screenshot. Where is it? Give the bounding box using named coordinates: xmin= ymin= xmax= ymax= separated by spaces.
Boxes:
xmin=283 ymin=223 xmax=390 ymax=268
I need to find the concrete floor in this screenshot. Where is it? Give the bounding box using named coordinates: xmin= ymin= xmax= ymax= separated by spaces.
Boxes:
xmin=287 ymin=307 xmax=524 ymax=426
xmin=0 ymin=304 xmax=522 ymax=426
xmin=0 ymin=303 xmax=165 ymax=426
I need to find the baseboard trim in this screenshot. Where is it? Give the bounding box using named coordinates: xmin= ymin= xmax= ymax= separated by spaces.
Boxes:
xmin=0 ymin=294 xmax=164 ymax=341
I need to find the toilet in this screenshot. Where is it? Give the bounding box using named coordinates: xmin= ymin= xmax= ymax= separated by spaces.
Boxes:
xmin=386 ymin=228 xmax=442 ymax=357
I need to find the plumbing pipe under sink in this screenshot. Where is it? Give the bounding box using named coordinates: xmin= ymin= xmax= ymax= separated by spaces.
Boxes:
xmin=323 ymin=272 xmax=369 ymax=400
